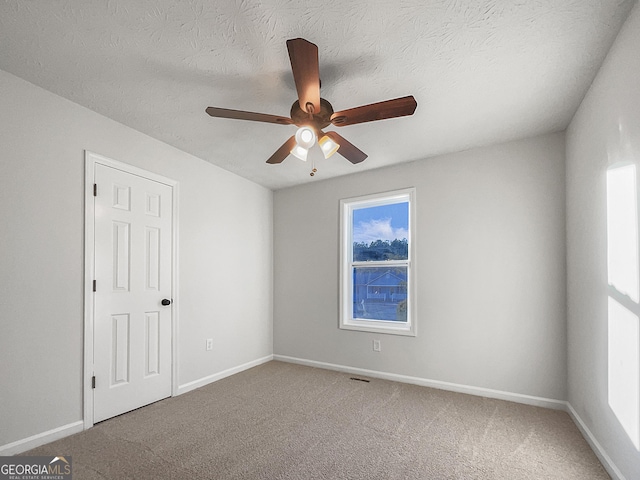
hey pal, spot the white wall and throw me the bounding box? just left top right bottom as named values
left=566, top=2, right=640, bottom=479
left=0, top=69, right=273, bottom=448
left=274, top=132, right=566, bottom=401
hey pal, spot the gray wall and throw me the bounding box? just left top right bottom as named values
left=274, top=132, right=567, bottom=401
left=566, top=2, right=640, bottom=479
left=0, top=69, right=273, bottom=448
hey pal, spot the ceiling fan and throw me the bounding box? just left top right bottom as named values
left=206, top=38, right=417, bottom=168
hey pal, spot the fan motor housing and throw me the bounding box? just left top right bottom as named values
left=290, top=98, right=334, bottom=130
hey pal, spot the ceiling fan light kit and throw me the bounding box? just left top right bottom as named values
left=206, top=38, right=417, bottom=175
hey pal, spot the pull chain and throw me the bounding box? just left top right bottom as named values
left=310, top=125, right=318, bottom=176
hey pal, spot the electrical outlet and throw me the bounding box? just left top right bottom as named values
left=206, top=338, right=213, bottom=351
left=373, top=339, right=381, bottom=352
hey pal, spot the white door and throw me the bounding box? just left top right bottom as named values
left=92, top=163, right=173, bottom=423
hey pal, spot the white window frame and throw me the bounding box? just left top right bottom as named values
left=339, top=188, right=417, bottom=336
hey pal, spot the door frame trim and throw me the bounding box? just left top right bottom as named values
left=83, top=151, right=179, bottom=429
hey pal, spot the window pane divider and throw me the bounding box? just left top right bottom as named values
left=352, top=260, right=410, bottom=267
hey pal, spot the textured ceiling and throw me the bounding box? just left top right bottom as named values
left=0, top=0, right=636, bottom=189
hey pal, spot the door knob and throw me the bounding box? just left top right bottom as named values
left=161, top=299, right=172, bottom=306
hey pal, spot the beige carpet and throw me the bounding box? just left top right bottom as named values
left=24, top=361, right=608, bottom=479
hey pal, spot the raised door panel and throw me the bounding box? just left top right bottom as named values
left=111, top=314, right=130, bottom=385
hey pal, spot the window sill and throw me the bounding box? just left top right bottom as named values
left=339, top=320, right=416, bottom=337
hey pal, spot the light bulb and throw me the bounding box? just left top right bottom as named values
left=290, top=144, right=308, bottom=161
left=294, top=126, right=316, bottom=149
left=319, top=135, right=340, bottom=159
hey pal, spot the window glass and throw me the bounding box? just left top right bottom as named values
left=352, top=202, right=409, bottom=261
left=352, top=266, right=408, bottom=322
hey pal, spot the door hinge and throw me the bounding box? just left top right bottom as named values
left=92, top=376, right=96, bottom=389
left=93, top=183, right=97, bottom=196
left=93, top=280, right=96, bottom=292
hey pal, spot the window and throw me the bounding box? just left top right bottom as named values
left=340, top=188, right=416, bottom=336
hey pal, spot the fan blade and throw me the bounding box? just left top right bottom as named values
left=286, top=38, right=321, bottom=115
left=331, top=95, right=417, bottom=127
left=206, top=107, right=293, bottom=125
left=266, top=136, right=297, bottom=164
left=324, top=131, right=367, bottom=164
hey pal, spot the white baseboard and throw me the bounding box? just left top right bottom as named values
left=274, top=355, right=566, bottom=410
left=176, top=354, right=274, bottom=396
left=566, top=403, right=626, bottom=480
left=0, top=421, right=84, bottom=456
